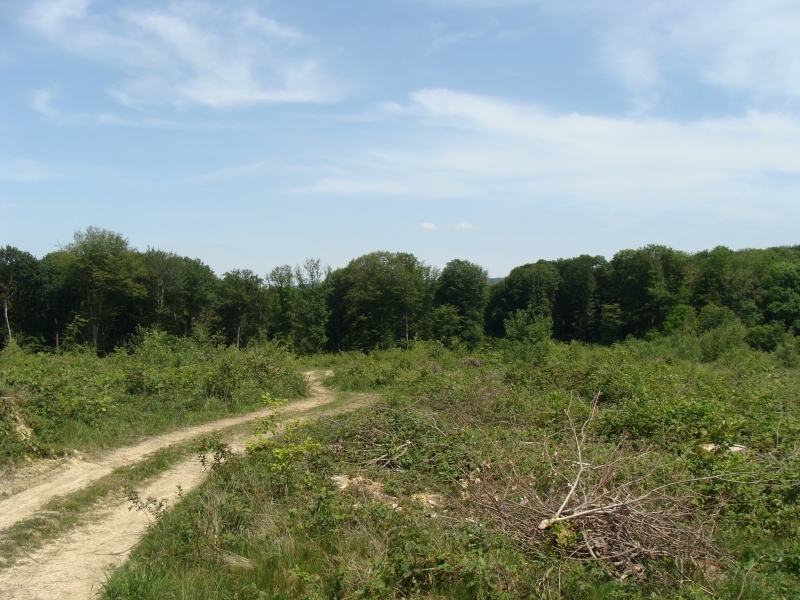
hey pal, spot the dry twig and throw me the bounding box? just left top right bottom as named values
left=462, top=391, right=728, bottom=577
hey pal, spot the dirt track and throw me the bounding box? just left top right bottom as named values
left=0, top=371, right=361, bottom=600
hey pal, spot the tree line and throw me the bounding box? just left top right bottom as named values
left=2, top=227, right=799, bottom=354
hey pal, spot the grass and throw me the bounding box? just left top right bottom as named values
left=99, top=337, right=800, bottom=599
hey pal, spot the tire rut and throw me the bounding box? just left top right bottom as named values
left=0, top=371, right=332, bottom=532
left=0, top=371, right=362, bottom=600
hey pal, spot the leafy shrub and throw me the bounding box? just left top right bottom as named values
left=0, top=330, right=306, bottom=462
left=774, top=333, right=800, bottom=367
left=502, top=309, right=553, bottom=365
left=746, top=322, right=786, bottom=352
left=696, top=304, right=739, bottom=333
left=699, top=321, right=748, bottom=362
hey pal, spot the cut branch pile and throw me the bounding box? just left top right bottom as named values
left=463, top=393, right=726, bottom=578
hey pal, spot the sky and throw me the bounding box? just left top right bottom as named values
left=2, top=0, right=800, bottom=277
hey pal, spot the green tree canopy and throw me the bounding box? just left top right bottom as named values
left=60, top=227, right=145, bottom=351
left=434, top=259, right=488, bottom=346
left=218, top=269, right=264, bottom=348
left=328, top=251, right=434, bottom=351
left=0, top=246, right=42, bottom=347
left=485, top=260, right=560, bottom=337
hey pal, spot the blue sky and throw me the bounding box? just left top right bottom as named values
left=2, top=0, right=800, bottom=276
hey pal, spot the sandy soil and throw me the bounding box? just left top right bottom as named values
left=0, top=371, right=359, bottom=600
left=0, top=372, right=333, bottom=531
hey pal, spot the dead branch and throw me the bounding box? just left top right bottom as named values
left=461, top=391, right=730, bottom=577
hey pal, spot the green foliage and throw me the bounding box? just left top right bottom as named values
left=0, top=329, right=306, bottom=464
left=555, top=254, right=606, bottom=341
left=774, top=332, right=800, bottom=367
left=288, top=258, right=331, bottom=354
left=59, top=227, right=147, bottom=351
left=101, top=336, right=800, bottom=599
left=265, top=264, right=296, bottom=345
left=0, top=245, right=43, bottom=348
left=662, top=303, right=696, bottom=334
left=745, top=322, right=785, bottom=352
left=696, top=303, right=739, bottom=333
left=502, top=309, right=554, bottom=364
left=428, top=303, right=462, bottom=347
left=760, top=261, right=800, bottom=332
left=218, top=269, right=266, bottom=348
left=699, top=321, right=748, bottom=362
left=435, top=259, right=488, bottom=347
left=327, top=251, right=436, bottom=351
left=485, top=259, right=560, bottom=337
left=6, top=229, right=800, bottom=356
left=602, top=245, right=688, bottom=338
left=7, top=228, right=800, bottom=597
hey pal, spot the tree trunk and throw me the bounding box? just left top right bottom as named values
left=405, top=311, right=409, bottom=350
left=3, top=297, right=11, bottom=344
left=236, top=326, right=241, bottom=349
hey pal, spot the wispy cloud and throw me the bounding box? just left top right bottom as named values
left=0, top=158, right=53, bottom=182
left=298, top=88, right=800, bottom=223
left=429, top=28, right=484, bottom=52
left=420, top=222, right=437, bottom=229
left=21, top=0, right=335, bottom=109
left=454, top=221, right=475, bottom=229
left=32, top=89, right=60, bottom=117
left=423, top=0, right=800, bottom=105
left=591, top=0, right=800, bottom=101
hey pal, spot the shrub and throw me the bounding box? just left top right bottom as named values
left=0, top=329, right=306, bottom=462
left=700, top=322, right=748, bottom=362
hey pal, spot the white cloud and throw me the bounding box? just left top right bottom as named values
left=559, top=0, right=800, bottom=102
left=423, top=1, right=800, bottom=103
left=21, top=0, right=334, bottom=108
left=0, top=159, right=53, bottom=182
left=420, top=222, right=437, bottom=229
left=299, top=88, right=800, bottom=222
left=454, top=221, right=475, bottom=229
left=592, top=0, right=800, bottom=98
left=32, top=89, right=60, bottom=117
left=429, top=29, right=484, bottom=52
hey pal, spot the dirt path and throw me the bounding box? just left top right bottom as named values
left=0, top=372, right=333, bottom=532
left=0, top=371, right=362, bottom=600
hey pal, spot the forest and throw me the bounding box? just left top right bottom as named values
left=2, top=226, right=800, bottom=359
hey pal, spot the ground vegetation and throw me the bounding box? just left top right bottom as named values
left=100, top=332, right=800, bottom=599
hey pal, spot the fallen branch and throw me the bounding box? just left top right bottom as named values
left=462, top=391, right=729, bottom=576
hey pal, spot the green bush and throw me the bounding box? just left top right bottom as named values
left=774, top=333, right=800, bottom=367
left=0, top=330, right=306, bottom=463
left=746, top=322, right=786, bottom=352
left=102, top=336, right=800, bottom=599
left=700, top=322, right=748, bottom=362
left=696, top=304, right=739, bottom=333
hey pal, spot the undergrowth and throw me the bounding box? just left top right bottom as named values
left=0, top=329, right=307, bottom=465
left=101, top=336, right=800, bottom=599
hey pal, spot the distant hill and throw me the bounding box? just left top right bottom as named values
left=486, top=277, right=505, bottom=286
